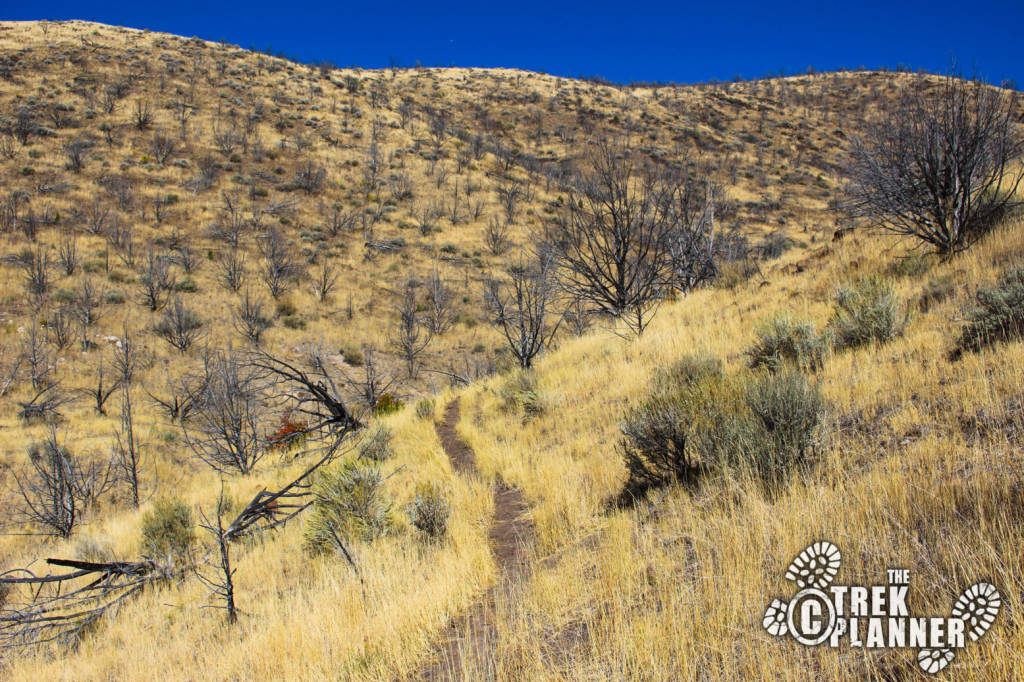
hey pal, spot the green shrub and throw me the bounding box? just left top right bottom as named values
left=174, top=276, right=198, bottom=293
left=140, top=498, right=196, bottom=561
left=619, top=363, right=828, bottom=498
left=105, top=289, right=126, bottom=305
left=408, top=482, right=450, bottom=542
left=340, top=342, right=364, bottom=366
left=374, top=393, right=403, bottom=416
left=954, top=267, right=1024, bottom=357
left=305, top=460, right=393, bottom=554
left=281, top=314, right=306, bottom=330
left=499, top=369, right=546, bottom=422
left=741, top=370, right=827, bottom=486
left=357, top=424, right=394, bottom=461
left=414, top=398, right=435, bottom=420
left=619, top=393, right=699, bottom=496
left=827, top=277, right=907, bottom=350
left=747, top=314, right=826, bottom=372
left=275, top=299, right=297, bottom=316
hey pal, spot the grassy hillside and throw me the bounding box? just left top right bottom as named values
left=0, top=18, right=1022, bottom=681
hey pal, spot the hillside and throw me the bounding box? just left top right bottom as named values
left=1, top=19, right=1023, bottom=681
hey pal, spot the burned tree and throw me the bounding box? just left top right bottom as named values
left=136, top=247, right=176, bottom=311
left=7, top=425, right=112, bottom=538
left=215, top=247, right=247, bottom=291
left=389, top=279, right=432, bottom=378
left=484, top=251, right=563, bottom=369
left=544, top=140, right=686, bottom=335
left=154, top=298, right=204, bottom=353
left=182, top=351, right=270, bottom=476
left=257, top=227, right=300, bottom=299
left=424, top=267, right=456, bottom=334
left=843, top=72, right=1024, bottom=256
left=233, top=288, right=273, bottom=346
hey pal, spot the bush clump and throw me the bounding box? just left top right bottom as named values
left=305, top=460, right=393, bottom=554
left=827, top=277, right=907, bottom=350
left=954, top=267, right=1024, bottom=358
left=499, top=369, right=546, bottom=422
left=414, top=398, right=435, bottom=420
left=357, top=424, right=394, bottom=462
left=374, top=392, right=403, bottom=416
left=619, top=360, right=828, bottom=499
left=747, top=314, right=827, bottom=372
left=140, top=498, right=196, bottom=561
left=740, top=370, right=827, bottom=486
left=408, top=482, right=450, bottom=542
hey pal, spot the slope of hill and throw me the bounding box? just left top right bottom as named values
left=0, top=19, right=1022, bottom=681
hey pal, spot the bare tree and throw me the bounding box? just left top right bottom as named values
left=293, top=161, right=327, bottom=196
left=215, top=247, right=247, bottom=291
left=7, top=425, right=112, bottom=538
left=46, top=307, right=75, bottom=352
left=136, top=248, right=176, bottom=311
left=233, top=288, right=273, bottom=346
left=21, top=247, right=53, bottom=311
left=79, top=363, right=122, bottom=416
left=132, top=99, right=154, bottom=131
left=389, top=279, right=432, bottom=377
left=484, top=214, right=512, bottom=255
left=69, top=278, right=106, bottom=350
left=308, top=258, right=339, bottom=303
left=544, top=140, right=681, bottom=336
left=56, top=231, right=79, bottom=276
left=20, top=324, right=53, bottom=391
left=843, top=72, right=1024, bottom=256
left=424, top=267, right=456, bottom=334
left=149, top=129, right=177, bottom=164
left=63, top=140, right=91, bottom=173
left=484, top=251, right=563, bottom=369
left=257, top=227, right=300, bottom=299
left=350, top=344, right=394, bottom=413
left=196, top=488, right=237, bottom=623
left=154, top=298, right=204, bottom=353
left=183, top=351, right=270, bottom=475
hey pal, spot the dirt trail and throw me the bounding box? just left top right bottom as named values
left=418, top=398, right=534, bottom=681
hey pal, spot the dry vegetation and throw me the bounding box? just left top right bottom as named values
left=0, top=18, right=1023, bottom=681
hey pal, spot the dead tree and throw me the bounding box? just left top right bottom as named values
left=389, top=280, right=432, bottom=378
left=111, top=328, right=145, bottom=506
left=424, top=267, right=456, bottom=334
left=136, top=247, right=176, bottom=311
left=257, top=227, right=300, bottom=299
left=20, top=324, right=53, bottom=391
left=233, top=288, right=273, bottom=346
left=544, top=139, right=682, bottom=336
left=79, top=363, right=122, bottom=415
left=196, top=489, right=237, bottom=624
left=0, top=558, right=166, bottom=648
left=484, top=214, right=512, bottom=255
left=6, top=425, right=112, bottom=538
left=68, top=278, right=106, bottom=350
left=250, top=349, right=363, bottom=443
left=843, top=71, right=1024, bottom=255
left=182, top=351, right=270, bottom=475
left=154, top=298, right=204, bottom=353
left=56, top=231, right=79, bottom=276
left=308, top=258, right=339, bottom=303
left=21, top=247, right=53, bottom=311
left=215, top=247, right=247, bottom=291
left=484, top=251, right=563, bottom=369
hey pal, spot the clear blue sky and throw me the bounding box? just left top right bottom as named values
left=6, top=1, right=1023, bottom=86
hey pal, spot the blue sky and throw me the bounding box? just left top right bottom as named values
left=5, top=1, right=1023, bottom=86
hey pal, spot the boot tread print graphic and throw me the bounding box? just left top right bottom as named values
left=762, top=543, right=1001, bottom=675
left=784, top=541, right=841, bottom=589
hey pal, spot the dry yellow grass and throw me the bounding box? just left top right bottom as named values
left=0, top=18, right=1022, bottom=682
